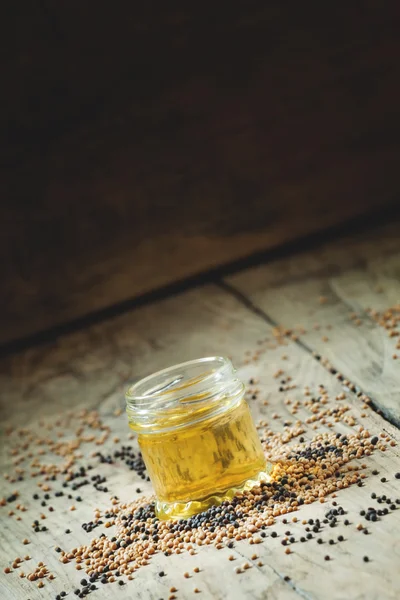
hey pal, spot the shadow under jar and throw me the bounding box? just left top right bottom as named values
left=125, top=357, right=270, bottom=520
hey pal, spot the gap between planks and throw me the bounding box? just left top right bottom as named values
left=218, top=280, right=400, bottom=431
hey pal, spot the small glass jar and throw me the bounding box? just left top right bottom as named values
left=126, top=357, right=270, bottom=520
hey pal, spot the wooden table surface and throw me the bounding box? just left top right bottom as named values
left=1, top=220, right=400, bottom=600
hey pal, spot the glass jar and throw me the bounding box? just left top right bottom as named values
left=125, top=356, right=270, bottom=520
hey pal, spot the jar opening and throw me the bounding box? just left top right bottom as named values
left=126, top=357, right=244, bottom=433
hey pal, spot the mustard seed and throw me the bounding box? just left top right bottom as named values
left=2, top=392, right=385, bottom=587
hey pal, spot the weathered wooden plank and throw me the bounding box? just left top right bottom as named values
left=2, top=2, right=400, bottom=344
left=227, top=221, right=400, bottom=426
left=1, top=281, right=400, bottom=599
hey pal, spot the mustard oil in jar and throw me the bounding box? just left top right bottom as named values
left=126, top=357, right=270, bottom=520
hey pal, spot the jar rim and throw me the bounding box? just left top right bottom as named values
left=125, top=356, right=244, bottom=433
left=126, top=356, right=229, bottom=404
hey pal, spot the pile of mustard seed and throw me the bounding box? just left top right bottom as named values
left=63, top=429, right=382, bottom=584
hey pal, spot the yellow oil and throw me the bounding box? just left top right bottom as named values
left=132, top=398, right=268, bottom=519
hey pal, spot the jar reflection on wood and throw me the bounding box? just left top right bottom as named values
left=126, top=357, right=270, bottom=519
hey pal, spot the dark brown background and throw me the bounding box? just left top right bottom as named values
left=1, top=1, right=400, bottom=346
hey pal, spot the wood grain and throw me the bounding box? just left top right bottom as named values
left=1, top=232, right=400, bottom=599
left=2, top=2, right=400, bottom=344
left=227, top=220, right=400, bottom=427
